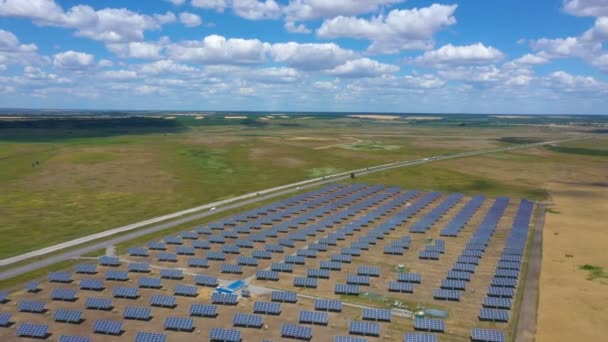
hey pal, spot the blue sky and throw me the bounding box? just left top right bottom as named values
left=0, top=0, right=607, bottom=114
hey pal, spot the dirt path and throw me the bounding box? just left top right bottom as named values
left=313, top=137, right=364, bottom=150
left=515, top=203, right=545, bottom=341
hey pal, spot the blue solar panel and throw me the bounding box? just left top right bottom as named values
left=331, top=254, right=352, bottom=263
left=174, top=284, right=198, bottom=297
left=314, top=298, right=342, bottom=312
left=80, top=279, right=104, bottom=291
left=206, top=251, right=226, bottom=260
left=54, top=309, right=83, bottom=323
left=48, top=271, right=72, bottom=283
left=160, top=268, right=183, bottom=279
left=483, top=297, right=512, bottom=309
left=51, top=288, right=77, bottom=301
left=362, top=308, right=391, bottom=322
left=470, top=328, right=505, bottom=342
left=221, top=264, right=243, bottom=274
left=441, top=279, right=467, bottom=290
left=85, top=297, right=112, bottom=310
left=281, top=323, right=313, bottom=339
left=105, top=270, right=129, bottom=281
left=335, top=337, right=368, bottom=342
left=403, top=332, right=438, bottom=342
left=388, top=281, right=414, bottom=293
left=98, top=256, right=120, bottom=266
left=123, top=306, right=152, bottom=320
left=148, top=241, right=166, bottom=250
left=164, top=236, right=184, bottom=245
left=138, top=277, right=162, bottom=289
left=128, top=247, right=149, bottom=257
left=453, top=262, right=476, bottom=273
left=419, top=250, right=441, bottom=260
left=271, top=291, right=297, bottom=303
left=113, top=287, right=139, bottom=299
left=17, top=323, right=49, bottom=338
left=299, top=310, right=328, bottom=325
left=192, top=240, right=211, bottom=249
left=0, top=313, right=11, bottom=327
left=293, top=277, right=317, bottom=288
left=349, top=320, right=380, bottom=336
left=164, top=317, right=194, bottom=331
left=256, top=270, right=280, bottom=281
left=233, top=313, right=264, bottom=328
left=397, top=272, right=422, bottom=283
left=335, top=283, right=359, bottom=295
left=209, top=328, right=241, bottom=342
left=447, top=271, right=472, bottom=281
left=285, top=255, right=306, bottom=265
left=347, top=275, right=370, bottom=285
left=433, top=289, right=460, bottom=301
left=254, top=301, right=281, bottom=315
left=128, top=262, right=150, bottom=273
left=479, top=308, right=509, bottom=322
left=74, top=264, right=97, bottom=274
left=58, top=336, right=91, bottom=342
left=190, top=304, right=217, bottom=317
left=93, top=319, right=122, bottom=335
left=150, top=295, right=176, bottom=308
left=187, top=257, right=209, bottom=268
left=157, top=252, right=177, bottom=262
left=491, top=277, right=517, bottom=288
left=25, top=280, right=40, bottom=293
left=357, top=266, right=380, bottom=277
left=320, top=260, right=341, bottom=270
left=487, top=286, right=515, bottom=298
left=194, top=275, right=218, bottom=287
left=271, top=262, right=293, bottom=272
left=414, top=318, right=445, bottom=332
left=135, top=332, right=167, bottom=342
left=212, top=292, right=238, bottom=305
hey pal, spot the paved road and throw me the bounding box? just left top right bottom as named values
left=0, top=137, right=585, bottom=281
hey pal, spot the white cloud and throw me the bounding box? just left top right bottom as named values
left=249, top=67, right=302, bottom=83
left=53, top=50, right=95, bottom=69
left=179, top=12, right=203, bottom=27
left=166, top=0, right=186, bottom=5
left=563, top=0, right=608, bottom=17
left=317, top=4, right=458, bottom=54
left=582, top=17, right=608, bottom=41
left=107, top=40, right=167, bottom=59
left=544, top=70, right=608, bottom=94
left=138, top=59, right=198, bottom=75
left=191, top=0, right=229, bottom=12
left=403, top=74, right=445, bottom=88
left=168, top=35, right=270, bottom=64
left=591, top=53, right=608, bottom=71
left=270, top=42, right=357, bottom=70
left=98, top=59, right=114, bottom=67
left=314, top=81, right=337, bottom=90
left=0, top=29, right=39, bottom=65
left=284, top=0, right=404, bottom=22
left=100, top=69, right=137, bottom=80
left=413, top=43, right=504, bottom=66
left=136, top=85, right=161, bottom=94
left=326, top=58, right=398, bottom=78
left=530, top=36, right=601, bottom=59
left=232, top=0, right=281, bottom=20
left=285, top=21, right=311, bottom=34
left=509, top=53, right=549, bottom=65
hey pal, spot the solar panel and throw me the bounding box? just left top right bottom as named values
left=384, top=246, right=404, bottom=255
left=128, top=262, right=150, bottom=273
left=113, top=287, right=139, bottom=299
left=187, top=257, right=209, bottom=268
left=74, top=264, right=97, bottom=274
left=441, top=279, right=467, bottom=290
left=335, top=337, right=368, bottom=342
left=51, top=288, right=77, bottom=301
left=16, top=323, right=49, bottom=338
left=48, top=271, right=72, bottom=283
left=209, top=328, right=241, bottom=342
left=0, top=313, right=11, bottom=327
left=54, top=309, right=83, bottom=324
left=164, top=236, right=184, bottom=245
left=491, top=277, right=517, bottom=288
left=397, top=272, right=422, bottom=283
left=85, top=297, right=112, bottom=310
left=470, top=328, right=505, bottom=342
left=293, top=277, right=317, bottom=288
left=403, top=332, right=438, bottom=342
left=181, top=231, right=198, bottom=239
left=419, top=250, right=441, bottom=260
left=453, top=262, right=476, bottom=273
left=192, top=240, right=211, bottom=249
left=105, top=270, right=129, bottom=281
left=479, top=308, right=509, bottom=322
left=299, top=310, right=328, bottom=325
left=128, top=247, right=149, bottom=257
left=98, top=256, right=120, bottom=266
left=320, top=260, right=341, bottom=270
left=483, top=297, right=512, bottom=309
left=174, top=284, right=198, bottom=297
left=281, top=323, right=313, bottom=340
left=160, top=268, right=183, bottom=279
left=222, top=245, right=240, bottom=254
left=433, top=289, right=460, bottom=301
left=233, top=313, right=264, bottom=328
left=487, top=286, right=515, bottom=298
left=206, top=251, right=226, bottom=260
left=314, top=298, right=342, bottom=312
left=357, top=266, right=380, bottom=277
left=212, top=292, right=238, bottom=305
left=256, top=270, right=280, bottom=281
left=135, top=332, right=167, bottom=342
left=123, top=306, right=152, bottom=320
left=194, top=275, right=218, bottom=287
left=93, top=319, right=122, bottom=335
left=362, top=308, right=391, bottom=322
left=335, top=283, right=359, bottom=295
left=221, top=264, right=243, bottom=274
left=414, top=318, right=445, bottom=332
left=190, top=303, right=218, bottom=317
left=349, top=320, right=380, bottom=336
left=388, top=281, right=414, bottom=293
left=25, top=280, right=40, bottom=293
left=495, top=269, right=519, bottom=279
left=138, top=277, right=162, bottom=289
left=164, top=317, right=194, bottom=332
left=332, top=254, right=352, bottom=263
left=80, top=279, right=104, bottom=291
left=447, top=271, right=472, bottom=281
left=157, top=252, right=177, bottom=262
left=148, top=241, right=166, bottom=250
left=347, top=275, right=370, bottom=285
left=150, top=295, right=176, bottom=308
left=58, top=336, right=91, bottom=342
left=254, top=301, right=281, bottom=315
left=271, top=262, right=293, bottom=273
left=285, top=255, right=306, bottom=265
left=271, top=291, right=297, bottom=303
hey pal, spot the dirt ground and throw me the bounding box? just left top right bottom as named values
left=536, top=182, right=608, bottom=342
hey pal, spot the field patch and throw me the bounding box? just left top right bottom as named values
left=340, top=140, right=400, bottom=151
left=308, top=167, right=342, bottom=177
left=545, top=145, right=608, bottom=157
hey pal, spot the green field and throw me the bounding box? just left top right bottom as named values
left=0, top=113, right=605, bottom=259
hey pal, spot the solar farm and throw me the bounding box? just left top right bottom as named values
left=0, top=183, right=536, bottom=342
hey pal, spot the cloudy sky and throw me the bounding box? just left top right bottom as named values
left=0, top=0, right=607, bottom=114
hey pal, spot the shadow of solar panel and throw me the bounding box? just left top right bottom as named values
left=54, top=309, right=83, bottom=324
left=335, top=284, right=359, bottom=295
left=396, top=272, right=422, bottom=284
left=479, top=308, right=509, bottom=322
left=194, top=275, right=218, bottom=287
left=281, top=323, right=313, bottom=340
left=403, top=332, right=438, bottom=342
left=482, top=297, right=512, bottom=309
left=128, top=247, right=149, bottom=257
left=74, top=264, right=97, bottom=274
left=85, top=297, right=112, bottom=310
left=51, top=288, right=77, bottom=301
left=254, top=301, right=281, bottom=315
left=128, top=262, right=150, bottom=273
left=105, top=270, right=129, bottom=281
left=113, top=287, right=139, bottom=299
left=93, top=319, right=122, bottom=335
left=189, top=304, right=217, bottom=318
left=233, top=313, right=263, bottom=328
left=150, top=295, right=176, bottom=308
left=164, top=317, right=194, bottom=332
left=414, top=318, right=445, bottom=333
left=299, top=311, right=328, bottom=325
left=123, top=306, right=151, bottom=321
left=433, top=289, right=460, bottom=301
left=221, top=264, right=244, bottom=274
left=256, top=270, right=280, bottom=281
left=48, top=271, right=72, bottom=283
left=58, top=335, right=90, bottom=342
left=209, top=327, right=241, bottom=342
left=157, top=252, right=177, bottom=262
left=16, top=323, right=49, bottom=338
left=362, top=308, right=391, bottom=322
left=212, top=292, right=238, bottom=305
left=160, top=269, right=183, bottom=280
left=349, top=320, right=380, bottom=336
left=271, top=291, right=297, bottom=303
left=174, top=284, right=198, bottom=297
left=80, top=279, right=104, bottom=291
left=135, top=332, right=167, bottom=342
left=470, top=328, right=505, bottom=342
left=98, top=256, right=120, bottom=266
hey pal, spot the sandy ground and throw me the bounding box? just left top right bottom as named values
left=224, top=116, right=247, bottom=119
left=402, top=116, right=444, bottom=120
left=348, top=115, right=401, bottom=120
left=536, top=182, right=608, bottom=342
left=314, top=137, right=364, bottom=150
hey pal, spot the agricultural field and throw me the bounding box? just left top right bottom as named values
left=0, top=183, right=534, bottom=341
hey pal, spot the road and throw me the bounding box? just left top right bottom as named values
left=0, top=136, right=585, bottom=281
